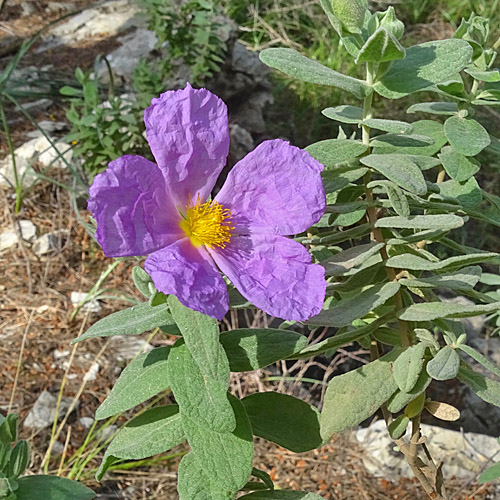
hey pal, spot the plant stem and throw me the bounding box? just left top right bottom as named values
left=362, top=65, right=446, bottom=500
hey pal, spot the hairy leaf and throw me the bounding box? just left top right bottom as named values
left=240, top=492, right=324, bottom=499
left=306, top=139, right=368, bottom=168
left=458, top=364, right=500, bottom=408
left=376, top=214, right=464, bottom=230
left=356, top=27, right=405, bottom=64
left=386, top=367, right=432, bottom=413
left=438, top=146, right=480, bottom=182
left=458, top=344, right=500, bottom=379
left=399, top=301, right=500, bottom=322
left=426, top=346, right=460, bottom=380
left=96, top=347, right=171, bottom=420
left=322, top=242, right=384, bottom=276
left=219, top=329, right=308, bottom=372
left=322, top=105, right=363, bottom=124
left=260, top=48, right=370, bottom=98
left=444, top=116, right=491, bottom=157
left=386, top=252, right=499, bottom=271
left=393, top=343, right=427, bottom=393
left=399, top=266, right=482, bottom=291
left=407, top=102, right=458, bottom=115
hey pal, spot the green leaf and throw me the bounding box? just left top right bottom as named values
left=399, top=266, right=482, bottom=291
left=372, top=120, right=447, bottom=156
left=59, top=86, right=82, bottom=97
left=360, top=154, right=427, bottom=195
left=322, top=242, right=384, bottom=277
left=399, top=301, right=500, bottom=322
left=458, top=344, right=500, bottom=379
left=131, top=266, right=153, bottom=298
left=259, top=48, right=371, bottom=99
left=356, top=28, right=405, bottom=64
left=465, top=68, right=500, bottom=82
left=15, top=476, right=95, bottom=500
left=381, top=182, right=410, bottom=217
left=386, top=252, right=499, bottom=272
left=240, top=492, right=324, bottom=500
left=478, top=461, right=500, bottom=484
left=331, top=0, right=366, bottom=34
left=95, top=347, right=171, bottom=420
left=457, top=364, right=500, bottom=408
left=439, top=178, right=482, bottom=209
left=322, top=105, right=363, bottom=124
left=438, top=146, right=480, bottom=182
left=388, top=415, right=410, bottom=439
left=444, top=116, right=491, bottom=156
left=7, top=441, right=29, bottom=479
left=219, top=329, right=307, bottom=372
left=309, top=282, right=400, bottom=327
left=168, top=340, right=235, bottom=433
left=320, top=350, right=399, bottom=439
left=98, top=405, right=184, bottom=479
left=306, top=139, right=368, bottom=168
left=363, top=118, right=413, bottom=134
left=242, top=393, right=322, bottom=453
left=167, top=296, right=234, bottom=430
left=393, top=343, right=427, bottom=393
left=178, top=395, right=253, bottom=500
left=73, top=302, right=174, bottom=344
left=370, top=134, right=434, bottom=149
left=386, top=367, right=432, bottom=413
left=322, top=167, right=368, bottom=202
left=426, top=346, right=460, bottom=380
left=407, top=102, right=458, bottom=115
left=374, top=39, right=473, bottom=99
left=376, top=215, right=464, bottom=230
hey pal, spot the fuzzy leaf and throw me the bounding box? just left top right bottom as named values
left=73, top=302, right=174, bottom=343
left=458, top=344, right=500, bottom=379
left=393, top=343, right=427, bottom=393
left=260, top=48, right=370, bottom=98
left=309, top=282, right=400, bottom=327
left=399, top=266, right=482, bottom=291
left=15, top=476, right=95, bottom=500
left=177, top=395, right=253, bottom=500
left=363, top=118, right=413, bottom=134
left=438, top=146, right=480, bottom=182
left=219, top=329, right=308, bottom=372
left=360, top=154, right=427, bottom=195
left=95, top=347, right=171, bottom=420
left=386, top=368, right=432, bottom=413
left=322, top=242, right=384, bottom=277
left=458, top=364, right=500, bottom=408
left=322, top=105, right=363, bottom=124
left=320, top=350, right=399, bottom=439
left=168, top=341, right=235, bottom=433
left=426, top=346, right=460, bottom=380
left=97, top=405, right=184, bottom=480
left=240, top=492, right=324, bottom=500
left=306, top=139, right=368, bottom=168
left=478, top=462, right=500, bottom=484
left=386, top=252, right=499, bottom=271
left=444, top=116, right=491, bottom=157
left=374, top=39, right=473, bottom=99
left=399, top=301, right=500, bottom=322
left=388, top=415, right=409, bottom=439
left=242, top=393, right=322, bottom=452
left=356, top=27, right=405, bottom=64
left=439, top=178, right=482, bottom=209
left=376, top=214, right=464, bottom=230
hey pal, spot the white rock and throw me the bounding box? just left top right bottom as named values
left=80, top=417, right=95, bottom=429
left=0, top=220, right=37, bottom=251
left=356, top=420, right=500, bottom=479
left=83, top=363, right=100, bottom=382
left=43, top=0, right=140, bottom=50
left=71, top=292, right=102, bottom=313
left=26, top=121, right=68, bottom=139
left=97, top=424, right=118, bottom=441
left=109, top=335, right=153, bottom=361
left=51, top=441, right=65, bottom=454
left=99, top=28, right=158, bottom=79
left=33, top=231, right=65, bottom=256
left=24, top=391, right=75, bottom=429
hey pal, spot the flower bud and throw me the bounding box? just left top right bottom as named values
left=331, top=0, right=367, bottom=34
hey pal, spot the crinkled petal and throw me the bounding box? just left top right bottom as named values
left=88, top=155, right=183, bottom=257
left=214, top=139, right=325, bottom=235
left=209, top=234, right=326, bottom=321
left=145, top=239, right=229, bottom=320
left=144, top=83, right=230, bottom=207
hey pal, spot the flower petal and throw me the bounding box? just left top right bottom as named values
left=214, top=139, right=325, bottom=235
left=210, top=234, right=326, bottom=321
left=144, top=83, right=230, bottom=206
left=145, top=239, right=229, bottom=320
left=88, top=155, right=183, bottom=257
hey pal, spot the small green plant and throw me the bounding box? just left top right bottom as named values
left=61, top=68, right=148, bottom=180
left=0, top=413, right=95, bottom=500
left=144, top=0, right=228, bottom=83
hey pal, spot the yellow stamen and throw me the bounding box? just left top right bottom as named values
left=180, top=195, right=234, bottom=249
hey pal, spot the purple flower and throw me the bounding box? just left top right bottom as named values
left=88, top=84, right=326, bottom=321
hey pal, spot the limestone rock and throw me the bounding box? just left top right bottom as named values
left=71, top=292, right=102, bottom=313
left=0, top=220, right=37, bottom=252
left=24, top=391, right=75, bottom=429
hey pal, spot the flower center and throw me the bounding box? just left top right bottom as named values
left=180, top=195, right=234, bottom=249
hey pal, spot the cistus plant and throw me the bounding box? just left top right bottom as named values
left=74, top=2, right=500, bottom=500
left=0, top=414, right=95, bottom=500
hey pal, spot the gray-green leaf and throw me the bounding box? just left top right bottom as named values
left=259, top=48, right=370, bottom=99
left=457, top=364, right=500, bottom=408
left=356, top=27, right=405, bottom=64
left=426, top=346, right=460, bottom=380
left=386, top=252, right=499, bottom=272
left=407, top=102, right=458, bottom=115
left=399, top=266, right=482, bottom=291
left=399, top=301, right=500, bottom=322
left=306, top=139, right=368, bottom=168
left=15, top=476, right=95, bottom=500
left=438, top=146, right=480, bottom=182
left=95, top=347, right=171, bottom=420
left=444, top=116, right=491, bottom=157
left=376, top=214, right=464, bottom=230
left=393, top=343, right=427, bottom=393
